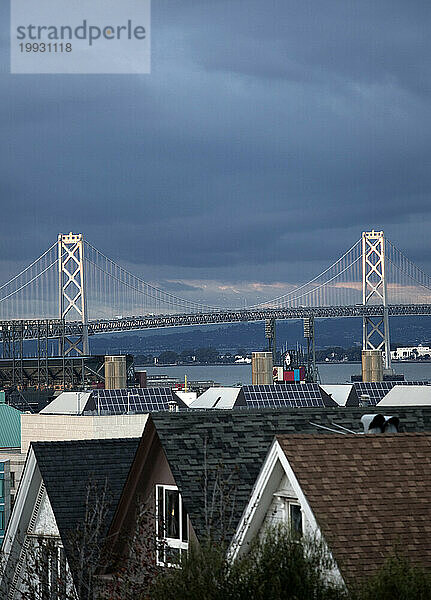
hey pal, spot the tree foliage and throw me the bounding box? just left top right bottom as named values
left=157, top=351, right=179, bottom=365
left=352, top=553, right=431, bottom=600
left=150, top=533, right=431, bottom=600
left=152, top=526, right=347, bottom=600
left=3, top=476, right=431, bottom=600
left=103, top=499, right=165, bottom=600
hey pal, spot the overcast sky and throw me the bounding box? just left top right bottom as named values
left=1, top=1, right=431, bottom=307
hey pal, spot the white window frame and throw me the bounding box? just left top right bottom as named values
left=287, top=501, right=303, bottom=537
left=272, top=492, right=303, bottom=534
left=155, top=484, right=188, bottom=566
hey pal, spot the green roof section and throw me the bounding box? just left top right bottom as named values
left=0, top=393, right=21, bottom=448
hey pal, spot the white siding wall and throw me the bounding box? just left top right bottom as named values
left=32, top=490, right=59, bottom=537
left=21, top=414, right=148, bottom=453
left=259, top=473, right=314, bottom=537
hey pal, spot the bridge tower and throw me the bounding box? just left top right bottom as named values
left=58, top=233, right=89, bottom=356
left=362, top=230, right=391, bottom=370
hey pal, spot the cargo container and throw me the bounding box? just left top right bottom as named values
left=283, top=366, right=306, bottom=382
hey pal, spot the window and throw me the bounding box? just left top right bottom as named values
left=0, top=510, right=4, bottom=530
left=156, top=485, right=188, bottom=566
left=0, top=479, right=4, bottom=498
left=289, top=503, right=303, bottom=537
left=10, top=472, right=15, bottom=489
left=36, top=540, right=67, bottom=600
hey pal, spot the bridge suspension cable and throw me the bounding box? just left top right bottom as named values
left=0, top=243, right=59, bottom=319
left=249, top=239, right=363, bottom=309
left=0, top=242, right=57, bottom=292
left=83, top=241, right=222, bottom=318
left=1, top=233, right=431, bottom=322
left=385, top=239, right=431, bottom=304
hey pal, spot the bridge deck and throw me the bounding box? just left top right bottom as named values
left=1, top=304, right=431, bottom=339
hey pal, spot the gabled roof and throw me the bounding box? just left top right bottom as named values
left=40, top=391, right=92, bottom=414
left=377, top=385, right=431, bottom=406
left=87, top=388, right=187, bottom=414
left=351, top=381, right=430, bottom=406
left=320, top=384, right=356, bottom=407
left=190, top=384, right=340, bottom=410
left=242, top=383, right=337, bottom=408
left=276, top=433, right=431, bottom=582
left=32, top=438, right=140, bottom=554
left=190, top=387, right=244, bottom=409
left=150, top=406, right=431, bottom=542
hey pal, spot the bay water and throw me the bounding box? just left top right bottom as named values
left=143, top=362, right=431, bottom=386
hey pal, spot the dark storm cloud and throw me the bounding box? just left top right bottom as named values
left=1, top=0, right=431, bottom=298
left=159, top=280, right=203, bottom=292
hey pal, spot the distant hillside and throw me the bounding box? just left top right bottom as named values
left=87, top=316, right=431, bottom=355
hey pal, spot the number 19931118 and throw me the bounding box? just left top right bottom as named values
left=19, top=42, right=72, bottom=52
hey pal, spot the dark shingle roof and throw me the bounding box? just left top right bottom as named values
left=277, top=433, right=431, bottom=583
left=32, top=438, right=139, bottom=552
left=151, top=406, right=431, bottom=542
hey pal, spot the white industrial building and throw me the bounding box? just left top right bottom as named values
left=391, top=345, right=431, bottom=360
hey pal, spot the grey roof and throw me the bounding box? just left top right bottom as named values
left=151, top=406, right=431, bottom=542
left=40, top=391, right=92, bottom=415
left=190, top=387, right=244, bottom=409
left=32, top=438, right=139, bottom=556
left=377, top=385, right=431, bottom=406
left=351, top=381, right=430, bottom=406
left=320, top=384, right=355, bottom=407
left=190, top=384, right=341, bottom=410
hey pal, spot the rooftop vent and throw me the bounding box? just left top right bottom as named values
left=359, top=394, right=371, bottom=407
left=361, top=414, right=400, bottom=434
left=168, top=400, right=179, bottom=413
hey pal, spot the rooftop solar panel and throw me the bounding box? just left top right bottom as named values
left=91, top=387, right=176, bottom=414
left=353, top=381, right=430, bottom=405
left=243, top=383, right=326, bottom=408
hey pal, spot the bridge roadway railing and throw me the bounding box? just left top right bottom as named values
left=78, top=303, right=431, bottom=335
left=1, top=304, right=431, bottom=341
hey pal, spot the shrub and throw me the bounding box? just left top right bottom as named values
left=151, top=525, right=347, bottom=600
left=353, top=553, right=431, bottom=600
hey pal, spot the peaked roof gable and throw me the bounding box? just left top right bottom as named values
left=191, top=387, right=244, bottom=409
left=32, top=438, right=140, bottom=553
left=277, top=433, right=431, bottom=582
left=378, top=385, right=431, bottom=406
left=150, top=406, right=431, bottom=541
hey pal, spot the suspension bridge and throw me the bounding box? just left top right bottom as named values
left=1, top=230, right=431, bottom=371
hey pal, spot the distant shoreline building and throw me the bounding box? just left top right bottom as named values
left=391, top=345, right=431, bottom=360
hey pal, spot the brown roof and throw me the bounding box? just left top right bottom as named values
left=276, top=433, right=431, bottom=583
